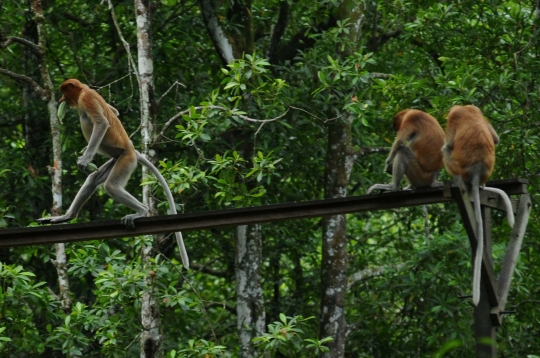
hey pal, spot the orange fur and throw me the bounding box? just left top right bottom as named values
left=391, top=109, right=445, bottom=187
left=60, top=79, right=131, bottom=155
left=442, top=104, right=501, bottom=306
left=442, top=105, right=498, bottom=184
left=367, top=109, right=445, bottom=194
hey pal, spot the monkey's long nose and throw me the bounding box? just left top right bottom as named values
left=59, top=96, right=65, bottom=103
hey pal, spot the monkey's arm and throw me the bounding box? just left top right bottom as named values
left=385, top=127, right=413, bottom=173
left=488, top=123, right=500, bottom=145
left=108, top=104, right=120, bottom=116
left=384, top=139, right=403, bottom=173
left=78, top=115, right=109, bottom=171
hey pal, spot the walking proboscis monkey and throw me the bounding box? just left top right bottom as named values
left=38, top=79, right=189, bottom=269
left=367, top=109, right=445, bottom=194
left=442, top=105, right=514, bottom=306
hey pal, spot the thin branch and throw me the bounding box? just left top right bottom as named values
left=157, top=80, right=186, bottom=105
left=95, top=73, right=133, bottom=91
left=204, top=301, right=236, bottom=314
left=348, top=264, right=405, bottom=289
left=372, top=72, right=392, bottom=79
left=191, top=262, right=228, bottom=278
left=0, top=68, right=47, bottom=100
left=1, top=36, right=43, bottom=58
left=233, top=107, right=290, bottom=123
left=349, top=146, right=389, bottom=160
left=287, top=105, right=343, bottom=123
left=158, top=105, right=290, bottom=139
left=106, top=0, right=140, bottom=85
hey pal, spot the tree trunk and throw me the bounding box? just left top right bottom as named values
left=319, top=3, right=363, bottom=356
left=135, top=1, right=162, bottom=357
left=319, top=117, right=355, bottom=357
left=22, top=17, right=49, bottom=218
left=32, top=0, right=72, bottom=315
left=198, top=3, right=266, bottom=354
left=235, top=224, right=266, bottom=358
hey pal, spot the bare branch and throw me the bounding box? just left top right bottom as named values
left=106, top=0, right=140, bottom=85
left=159, top=106, right=209, bottom=139
left=372, top=72, right=392, bottom=79
left=199, top=0, right=235, bottom=65
left=95, top=73, right=132, bottom=91
left=287, top=105, right=343, bottom=124
left=157, top=80, right=186, bottom=105
left=348, top=264, right=405, bottom=289
left=1, top=36, right=43, bottom=58
left=349, top=146, right=390, bottom=160
left=0, top=68, right=47, bottom=100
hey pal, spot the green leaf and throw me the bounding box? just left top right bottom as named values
left=57, top=101, right=66, bottom=124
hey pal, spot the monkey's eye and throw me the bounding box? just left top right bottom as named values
left=68, top=83, right=75, bottom=88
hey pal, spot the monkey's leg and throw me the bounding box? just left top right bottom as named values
left=367, top=148, right=411, bottom=194
left=37, top=159, right=116, bottom=224
left=103, top=151, right=148, bottom=229
left=403, top=149, right=440, bottom=189
left=421, top=170, right=443, bottom=189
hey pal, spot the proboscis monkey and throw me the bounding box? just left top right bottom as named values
left=442, top=105, right=514, bottom=306
left=367, top=109, right=445, bottom=194
left=38, top=79, right=189, bottom=269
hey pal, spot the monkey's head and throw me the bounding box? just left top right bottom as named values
left=393, top=109, right=410, bottom=132
left=59, top=79, right=84, bottom=107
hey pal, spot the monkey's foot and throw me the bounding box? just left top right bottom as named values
left=367, top=183, right=399, bottom=194
left=120, top=214, right=145, bottom=229
left=430, top=181, right=444, bottom=188
left=37, top=215, right=75, bottom=225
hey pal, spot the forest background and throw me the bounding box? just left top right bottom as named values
left=0, top=0, right=539, bottom=357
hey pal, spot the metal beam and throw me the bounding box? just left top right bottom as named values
left=0, top=178, right=527, bottom=248
left=498, top=194, right=532, bottom=313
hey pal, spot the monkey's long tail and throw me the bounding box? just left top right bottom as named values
left=471, top=174, right=483, bottom=307
left=482, top=187, right=515, bottom=227
left=136, top=151, right=189, bottom=269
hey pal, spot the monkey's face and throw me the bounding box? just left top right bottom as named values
left=59, top=79, right=83, bottom=107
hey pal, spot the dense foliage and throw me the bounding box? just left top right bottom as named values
left=0, top=0, right=539, bottom=356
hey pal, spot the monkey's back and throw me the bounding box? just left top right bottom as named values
left=87, top=90, right=134, bottom=157
left=445, top=105, right=496, bottom=184
left=399, top=109, right=445, bottom=172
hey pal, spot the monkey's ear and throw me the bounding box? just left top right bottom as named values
left=68, top=83, right=75, bottom=88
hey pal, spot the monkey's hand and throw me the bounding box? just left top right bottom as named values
left=441, top=144, right=452, bottom=156
left=77, top=155, right=93, bottom=172
left=384, top=160, right=393, bottom=175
